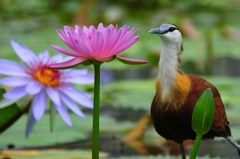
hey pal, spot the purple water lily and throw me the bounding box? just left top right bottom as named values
left=0, top=40, right=94, bottom=137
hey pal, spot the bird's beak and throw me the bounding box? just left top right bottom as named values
left=149, top=28, right=164, bottom=34
left=148, top=27, right=166, bottom=34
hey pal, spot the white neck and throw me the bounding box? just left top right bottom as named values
left=158, top=40, right=181, bottom=100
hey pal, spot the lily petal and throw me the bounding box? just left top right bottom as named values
left=46, top=87, right=61, bottom=106
left=116, top=56, right=148, bottom=65
left=60, top=86, right=93, bottom=109
left=112, top=36, right=139, bottom=55
left=50, top=45, right=79, bottom=57
left=63, top=69, right=88, bottom=76
left=62, top=74, right=94, bottom=84
left=25, top=108, right=37, bottom=138
left=25, top=80, right=42, bottom=95
left=61, top=93, right=85, bottom=118
left=38, top=50, right=50, bottom=63
left=32, top=90, right=47, bottom=121
left=4, top=86, right=27, bottom=100
left=0, top=59, right=29, bottom=77
left=48, top=57, right=88, bottom=69
left=0, top=77, right=30, bottom=87
left=55, top=103, right=72, bottom=127
left=10, top=40, right=37, bottom=66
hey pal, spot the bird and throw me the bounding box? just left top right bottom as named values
left=149, top=23, right=240, bottom=158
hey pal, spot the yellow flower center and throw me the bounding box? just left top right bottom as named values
left=34, top=65, right=60, bottom=87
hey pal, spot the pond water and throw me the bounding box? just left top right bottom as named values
left=8, top=106, right=239, bottom=158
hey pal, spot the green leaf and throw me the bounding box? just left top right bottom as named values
left=192, top=88, right=215, bottom=135
left=0, top=88, right=22, bottom=133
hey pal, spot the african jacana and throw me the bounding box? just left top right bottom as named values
left=149, top=23, right=240, bottom=158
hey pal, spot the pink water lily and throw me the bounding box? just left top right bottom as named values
left=49, top=23, right=147, bottom=69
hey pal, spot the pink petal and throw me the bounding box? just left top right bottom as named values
left=116, top=56, right=148, bottom=65
left=104, top=28, right=122, bottom=55
left=50, top=45, right=79, bottom=57
left=48, top=57, right=88, bottom=69
left=114, top=28, right=136, bottom=48
left=78, top=29, right=91, bottom=46
left=112, top=36, right=139, bottom=55
left=91, top=31, right=104, bottom=56
left=97, top=23, right=104, bottom=31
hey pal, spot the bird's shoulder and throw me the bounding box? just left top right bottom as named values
left=186, top=74, right=221, bottom=98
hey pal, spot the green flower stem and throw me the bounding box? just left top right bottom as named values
left=190, top=134, right=203, bottom=159
left=92, top=62, right=101, bottom=159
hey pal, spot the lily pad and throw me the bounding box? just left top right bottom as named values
left=102, top=79, right=155, bottom=110
left=0, top=113, right=135, bottom=148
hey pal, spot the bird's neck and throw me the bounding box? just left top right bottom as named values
left=158, top=41, right=181, bottom=100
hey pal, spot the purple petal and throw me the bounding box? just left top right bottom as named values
left=0, top=59, right=29, bottom=77
left=0, top=77, right=30, bottom=87
left=38, top=50, right=50, bottom=63
left=61, top=93, right=85, bottom=118
left=32, top=90, right=47, bottom=121
left=51, top=54, right=64, bottom=63
left=25, top=80, right=42, bottom=95
left=50, top=45, right=79, bottom=57
left=60, top=86, right=93, bottom=109
left=62, top=74, right=94, bottom=85
left=116, top=56, right=148, bottom=65
left=48, top=57, right=88, bottom=69
left=10, top=40, right=37, bottom=66
left=63, top=69, right=88, bottom=76
left=25, top=109, right=37, bottom=137
left=46, top=87, right=61, bottom=106
left=55, top=103, right=72, bottom=126
left=4, top=86, right=27, bottom=100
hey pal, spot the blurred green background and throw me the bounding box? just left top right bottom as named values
left=0, top=0, right=240, bottom=158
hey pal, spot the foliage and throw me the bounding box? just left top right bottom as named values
left=191, top=88, right=214, bottom=135
left=190, top=88, right=215, bottom=159
left=0, top=88, right=22, bottom=133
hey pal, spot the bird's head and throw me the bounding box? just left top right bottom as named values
left=149, top=23, right=183, bottom=50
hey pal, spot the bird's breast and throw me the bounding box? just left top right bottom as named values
left=155, top=73, right=191, bottom=111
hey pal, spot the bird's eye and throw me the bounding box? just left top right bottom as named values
left=168, top=27, right=176, bottom=32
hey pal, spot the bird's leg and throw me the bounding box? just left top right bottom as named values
left=225, top=136, right=240, bottom=155
left=179, top=142, right=186, bottom=159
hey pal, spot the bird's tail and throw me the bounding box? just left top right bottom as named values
left=225, top=136, right=240, bottom=155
